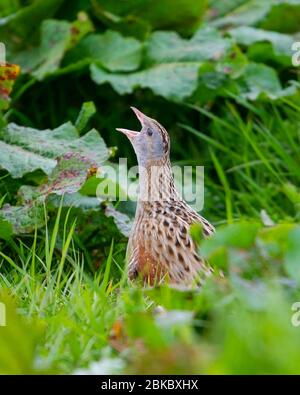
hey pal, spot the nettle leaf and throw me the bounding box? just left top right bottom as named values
left=90, top=62, right=200, bottom=101
left=64, top=30, right=143, bottom=72
left=238, top=63, right=297, bottom=100
left=0, top=121, right=108, bottom=178
left=13, top=14, right=93, bottom=80
left=0, top=63, right=20, bottom=111
left=229, top=26, right=293, bottom=59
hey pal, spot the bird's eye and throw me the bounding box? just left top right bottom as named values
left=147, top=129, right=153, bottom=136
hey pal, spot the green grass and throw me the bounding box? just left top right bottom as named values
left=181, top=99, right=300, bottom=224
left=1, top=204, right=300, bottom=374
left=0, top=208, right=121, bottom=373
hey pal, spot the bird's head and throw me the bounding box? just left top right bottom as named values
left=116, top=107, right=170, bottom=167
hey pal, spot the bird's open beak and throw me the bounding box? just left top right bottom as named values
left=116, top=107, right=148, bottom=140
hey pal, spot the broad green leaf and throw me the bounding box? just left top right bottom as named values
left=0, top=153, right=101, bottom=234
left=207, top=0, right=248, bottom=18
left=48, top=192, right=101, bottom=210
left=67, top=11, right=95, bottom=49
left=259, top=224, right=295, bottom=245
left=0, top=140, right=56, bottom=178
left=90, top=62, right=200, bottom=101
left=64, top=30, right=143, bottom=72
left=246, top=42, right=290, bottom=66
left=0, top=0, right=64, bottom=52
left=259, top=1, right=300, bottom=33
left=33, top=19, right=70, bottom=80
left=0, top=122, right=108, bottom=178
left=26, top=155, right=99, bottom=199
left=42, top=153, right=99, bottom=196
left=14, top=16, right=93, bottom=80
left=229, top=26, right=293, bottom=58
left=146, top=27, right=232, bottom=64
left=211, top=0, right=274, bottom=27
left=212, top=0, right=300, bottom=33
left=215, top=45, right=248, bottom=78
left=239, top=63, right=297, bottom=100
left=88, top=27, right=250, bottom=102
left=0, top=203, right=44, bottom=234
left=105, top=205, right=133, bottom=237
left=200, top=222, right=261, bottom=257
left=0, top=102, right=109, bottom=235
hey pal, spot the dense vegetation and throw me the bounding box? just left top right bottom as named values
left=0, top=0, right=300, bottom=374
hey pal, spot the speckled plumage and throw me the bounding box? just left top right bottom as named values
left=117, top=108, right=214, bottom=286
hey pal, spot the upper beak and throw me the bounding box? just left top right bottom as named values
left=130, top=106, right=148, bottom=124
left=116, top=107, right=149, bottom=140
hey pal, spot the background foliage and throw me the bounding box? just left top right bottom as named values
left=0, top=0, right=300, bottom=374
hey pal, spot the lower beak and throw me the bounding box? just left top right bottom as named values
left=115, top=128, right=139, bottom=140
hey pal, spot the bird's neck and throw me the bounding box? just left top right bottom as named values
left=137, top=157, right=180, bottom=203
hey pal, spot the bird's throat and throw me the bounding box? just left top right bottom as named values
left=138, top=158, right=179, bottom=203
